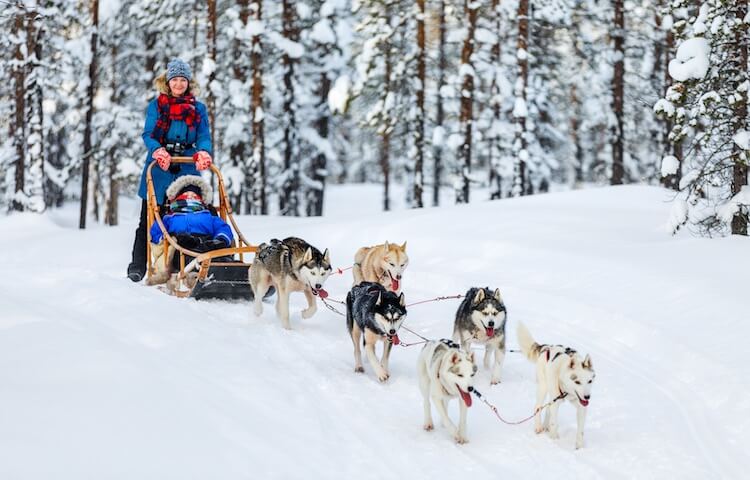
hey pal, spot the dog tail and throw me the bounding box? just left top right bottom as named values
left=346, top=290, right=354, bottom=333
left=517, top=323, right=541, bottom=362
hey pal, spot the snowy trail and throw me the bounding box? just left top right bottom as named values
left=1, top=185, right=747, bottom=479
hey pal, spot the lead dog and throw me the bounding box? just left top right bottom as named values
left=417, top=339, right=477, bottom=444
left=352, top=241, right=409, bottom=292
left=453, top=287, right=508, bottom=384
left=346, top=282, right=406, bottom=382
left=517, top=323, right=595, bottom=449
left=250, top=237, right=332, bottom=329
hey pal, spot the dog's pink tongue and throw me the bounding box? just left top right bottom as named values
left=317, top=288, right=329, bottom=299
left=580, top=398, right=589, bottom=407
left=391, top=279, right=399, bottom=291
left=485, top=327, right=495, bottom=338
left=458, top=387, right=472, bottom=407
left=391, top=334, right=400, bottom=345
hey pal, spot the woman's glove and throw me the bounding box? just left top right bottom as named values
left=193, top=151, right=213, bottom=171
left=153, top=147, right=172, bottom=171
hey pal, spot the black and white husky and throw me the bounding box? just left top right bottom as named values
left=346, top=282, right=406, bottom=382
left=452, top=287, right=508, bottom=384
left=417, top=339, right=477, bottom=444
left=517, top=323, right=595, bottom=449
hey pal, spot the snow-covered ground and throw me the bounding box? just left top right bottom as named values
left=0, top=185, right=747, bottom=479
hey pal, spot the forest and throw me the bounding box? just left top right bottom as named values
left=2, top=0, right=748, bottom=236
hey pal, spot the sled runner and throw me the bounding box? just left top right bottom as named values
left=145, top=157, right=267, bottom=300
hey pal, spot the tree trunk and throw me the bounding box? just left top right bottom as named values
left=307, top=71, right=331, bottom=217
left=80, top=0, right=99, bottom=229
left=489, top=0, right=502, bottom=200
left=731, top=1, right=748, bottom=235
left=457, top=0, right=478, bottom=204
left=433, top=0, right=446, bottom=207
left=570, top=85, right=584, bottom=185
left=611, top=0, right=625, bottom=186
left=381, top=39, right=392, bottom=212
left=105, top=43, right=119, bottom=226
left=206, top=0, right=218, bottom=154
left=512, top=0, right=529, bottom=197
left=662, top=19, right=681, bottom=190
left=248, top=0, right=267, bottom=215
left=230, top=0, right=250, bottom=213
left=12, top=8, right=26, bottom=212
left=413, top=0, right=426, bottom=208
left=279, top=0, right=300, bottom=216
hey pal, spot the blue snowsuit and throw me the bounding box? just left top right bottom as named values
left=150, top=210, right=233, bottom=247
left=138, top=99, right=212, bottom=204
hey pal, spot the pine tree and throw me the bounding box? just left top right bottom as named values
left=656, top=0, right=749, bottom=235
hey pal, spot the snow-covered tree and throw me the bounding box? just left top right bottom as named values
left=655, top=1, right=749, bottom=236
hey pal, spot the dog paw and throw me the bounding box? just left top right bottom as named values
left=253, top=306, right=263, bottom=317
left=354, top=366, right=364, bottom=373
left=575, top=440, right=584, bottom=450
left=423, top=423, right=434, bottom=431
left=490, top=378, right=501, bottom=385
left=454, top=435, right=468, bottom=445
left=301, top=307, right=316, bottom=319
left=377, top=371, right=389, bottom=382
left=534, top=426, right=545, bottom=434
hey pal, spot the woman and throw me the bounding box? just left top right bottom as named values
left=127, top=58, right=213, bottom=282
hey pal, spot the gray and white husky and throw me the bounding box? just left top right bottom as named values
left=453, top=287, right=508, bottom=384
left=417, top=339, right=477, bottom=444
left=346, top=282, right=406, bottom=382
left=250, top=237, right=332, bottom=329
left=517, top=323, right=595, bottom=449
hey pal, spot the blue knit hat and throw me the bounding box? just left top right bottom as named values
left=166, top=58, right=192, bottom=82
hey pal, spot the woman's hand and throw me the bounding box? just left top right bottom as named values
left=194, top=151, right=213, bottom=171
left=153, top=147, right=172, bottom=171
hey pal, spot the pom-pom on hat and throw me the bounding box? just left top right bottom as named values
left=166, top=58, right=192, bottom=82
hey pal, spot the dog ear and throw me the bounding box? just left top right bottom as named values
left=383, top=240, right=390, bottom=251
left=473, top=288, right=485, bottom=305
left=569, top=357, right=576, bottom=370
left=303, top=247, right=313, bottom=263
left=401, top=241, right=407, bottom=251
left=451, top=352, right=460, bottom=364
left=323, top=248, right=330, bottom=264
left=376, top=291, right=382, bottom=306
left=582, top=354, right=593, bottom=370
left=493, top=288, right=502, bottom=302
left=398, top=292, right=405, bottom=307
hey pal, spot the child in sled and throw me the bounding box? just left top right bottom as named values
left=146, top=175, right=233, bottom=286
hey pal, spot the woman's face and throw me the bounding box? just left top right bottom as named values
left=169, top=76, right=189, bottom=97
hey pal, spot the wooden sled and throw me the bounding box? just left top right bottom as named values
left=145, top=157, right=261, bottom=300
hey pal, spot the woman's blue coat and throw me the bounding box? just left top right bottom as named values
left=138, top=99, right=212, bottom=203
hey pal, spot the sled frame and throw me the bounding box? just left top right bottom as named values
left=145, top=157, right=258, bottom=298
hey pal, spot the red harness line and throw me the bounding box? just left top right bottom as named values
left=473, top=390, right=568, bottom=426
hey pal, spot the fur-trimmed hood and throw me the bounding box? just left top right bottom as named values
left=166, top=175, right=213, bottom=204
left=153, top=72, right=201, bottom=97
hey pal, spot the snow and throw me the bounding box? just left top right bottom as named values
left=661, top=155, right=679, bottom=176
left=732, top=130, right=750, bottom=150
left=512, top=97, right=528, bottom=118
left=328, top=75, right=350, bottom=114
left=0, top=186, right=748, bottom=478
left=311, top=20, right=336, bottom=45
left=668, top=37, right=710, bottom=82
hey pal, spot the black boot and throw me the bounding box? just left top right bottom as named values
left=128, top=200, right=148, bottom=282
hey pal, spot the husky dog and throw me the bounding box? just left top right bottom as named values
left=250, top=237, right=332, bottom=329
left=417, top=339, right=477, bottom=444
left=452, top=287, right=508, bottom=385
left=346, top=282, right=406, bottom=382
left=353, top=241, right=409, bottom=293
left=517, top=323, right=595, bottom=449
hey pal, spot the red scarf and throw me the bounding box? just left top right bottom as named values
left=151, top=93, right=201, bottom=146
